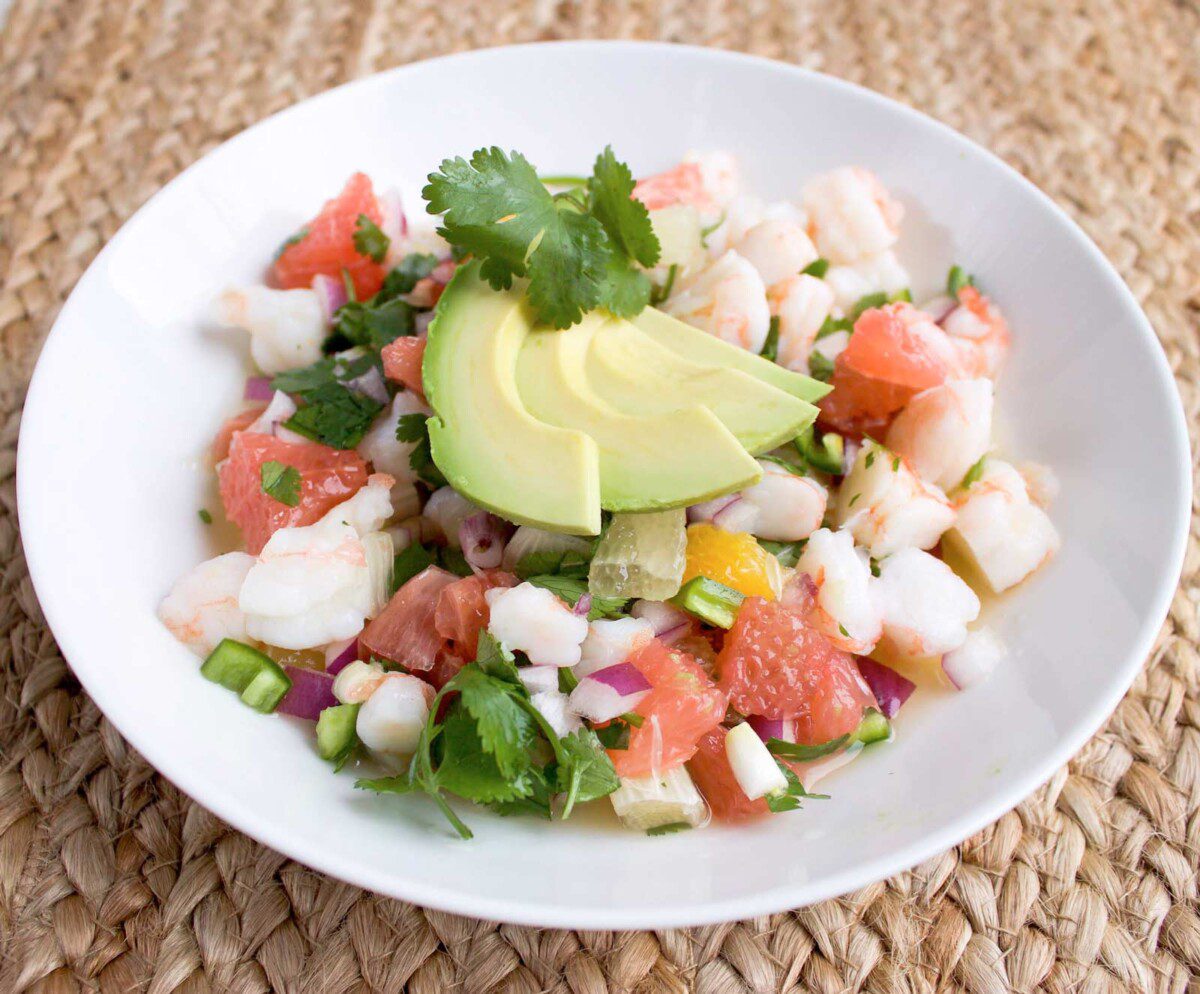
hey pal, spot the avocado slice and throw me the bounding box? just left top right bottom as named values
left=585, top=320, right=817, bottom=453
left=515, top=314, right=763, bottom=512
left=633, top=307, right=832, bottom=404
left=423, top=265, right=602, bottom=534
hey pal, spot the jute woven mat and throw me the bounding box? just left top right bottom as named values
left=2, top=1, right=1198, bottom=991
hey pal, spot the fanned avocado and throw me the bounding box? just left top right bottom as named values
left=515, top=313, right=762, bottom=511
left=423, top=264, right=601, bottom=534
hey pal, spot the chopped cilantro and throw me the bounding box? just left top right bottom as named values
left=335, top=296, right=414, bottom=349
left=525, top=574, right=628, bottom=620
left=515, top=548, right=592, bottom=580
left=759, top=539, right=807, bottom=568
left=557, top=666, right=580, bottom=694
left=766, top=762, right=830, bottom=813
left=557, top=728, right=620, bottom=817
left=865, top=449, right=876, bottom=469
left=760, top=315, right=781, bottom=363
left=766, top=733, right=850, bottom=761
left=947, top=264, right=975, bottom=296
left=807, top=348, right=835, bottom=383
left=646, top=821, right=692, bottom=836
left=890, top=287, right=913, bottom=303
left=816, top=315, right=853, bottom=340
left=850, top=291, right=889, bottom=319
left=838, top=623, right=850, bottom=637
left=353, top=214, right=390, bottom=263
left=869, top=557, right=881, bottom=578
left=392, top=542, right=436, bottom=593
left=960, top=455, right=987, bottom=489
left=847, top=493, right=861, bottom=508
left=379, top=253, right=439, bottom=299
left=595, top=720, right=630, bottom=750
left=260, top=460, right=301, bottom=506
left=394, top=413, right=446, bottom=486
left=284, top=383, right=382, bottom=450
left=699, top=211, right=726, bottom=247
left=198, top=509, right=213, bottom=524
left=801, top=258, right=830, bottom=278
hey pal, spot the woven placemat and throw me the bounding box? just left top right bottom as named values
left=2, top=1, right=1198, bottom=991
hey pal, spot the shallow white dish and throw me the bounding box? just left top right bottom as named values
left=17, top=42, right=1191, bottom=929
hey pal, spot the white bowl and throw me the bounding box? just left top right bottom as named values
left=17, top=42, right=1190, bottom=929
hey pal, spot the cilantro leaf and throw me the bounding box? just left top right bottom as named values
left=960, top=455, right=987, bottom=490
left=198, top=508, right=213, bottom=524
left=587, top=146, right=660, bottom=268
left=450, top=666, right=536, bottom=778
left=260, top=460, right=301, bottom=506
left=335, top=296, right=414, bottom=349
left=283, top=383, right=382, bottom=449
left=816, top=315, right=853, bottom=340
left=353, top=214, right=390, bottom=263
left=759, top=539, right=806, bottom=568
left=595, top=720, right=630, bottom=750
left=380, top=253, right=439, bottom=299
left=514, top=548, right=592, bottom=580
left=766, top=733, right=849, bottom=761
left=808, top=349, right=835, bottom=383
left=394, top=413, right=446, bottom=486
left=488, top=763, right=556, bottom=819
left=947, top=264, right=975, bottom=296
left=766, top=762, right=830, bottom=813
left=525, top=574, right=628, bottom=620
left=473, top=631, right=522, bottom=685
left=392, top=542, right=436, bottom=593
left=557, top=728, right=619, bottom=817
left=598, top=251, right=653, bottom=318
left=524, top=206, right=610, bottom=328
left=435, top=705, right=534, bottom=804
left=801, top=258, right=829, bottom=278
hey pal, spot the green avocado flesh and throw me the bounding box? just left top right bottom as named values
left=423, top=264, right=825, bottom=533
left=516, top=313, right=762, bottom=511
left=423, top=267, right=601, bottom=534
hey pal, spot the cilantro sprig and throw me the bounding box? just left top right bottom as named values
left=260, top=460, right=301, bottom=506
left=423, top=146, right=661, bottom=328
left=356, top=632, right=619, bottom=838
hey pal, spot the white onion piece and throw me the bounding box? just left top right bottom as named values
left=346, top=364, right=390, bottom=405
left=459, top=512, right=510, bottom=573
left=942, top=627, right=1006, bottom=690
left=377, top=189, right=407, bottom=244
left=518, top=666, right=561, bottom=695
left=568, top=663, right=651, bottom=722
left=414, top=311, right=435, bottom=338
left=725, top=723, right=788, bottom=800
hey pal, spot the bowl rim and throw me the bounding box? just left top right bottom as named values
left=16, top=39, right=1193, bottom=929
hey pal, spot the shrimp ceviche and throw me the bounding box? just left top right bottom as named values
left=160, top=147, right=1059, bottom=837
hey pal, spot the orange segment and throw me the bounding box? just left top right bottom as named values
left=682, top=523, right=779, bottom=599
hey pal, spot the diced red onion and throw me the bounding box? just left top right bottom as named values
left=346, top=364, right=390, bottom=405
left=747, top=715, right=797, bottom=743
left=244, top=376, right=273, bottom=402
left=377, top=189, right=407, bottom=244
left=631, top=601, right=693, bottom=644
left=311, top=273, right=348, bottom=322
left=568, top=662, right=651, bottom=723
left=277, top=666, right=338, bottom=720
left=431, top=259, right=457, bottom=284
left=459, top=512, right=511, bottom=574
left=325, top=638, right=358, bottom=675
left=712, top=495, right=756, bottom=532
left=841, top=438, right=861, bottom=477
left=414, top=311, right=435, bottom=338
left=687, top=493, right=740, bottom=523
left=856, top=657, right=915, bottom=717
left=573, top=593, right=593, bottom=617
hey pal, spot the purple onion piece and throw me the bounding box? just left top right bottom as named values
left=414, top=311, right=435, bottom=338
left=432, top=259, right=457, bottom=284
left=856, top=657, right=915, bottom=718
left=921, top=294, right=957, bottom=324
left=244, top=376, right=274, bottom=402
left=573, top=593, right=593, bottom=617
left=311, top=273, right=348, bottom=323
left=711, top=495, right=749, bottom=531
left=747, top=715, right=797, bottom=743
left=459, top=512, right=512, bottom=574
left=325, top=639, right=358, bottom=676
left=277, top=666, right=338, bottom=720
left=687, top=493, right=740, bottom=523
left=589, top=662, right=651, bottom=696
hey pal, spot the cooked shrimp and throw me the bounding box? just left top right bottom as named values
left=356, top=673, right=435, bottom=756
left=633, top=152, right=739, bottom=225
left=793, top=528, right=883, bottom=654
left=802, top=167, right=904, bottom=264
left=941, top=286, right=1011, bottom=379
left=486, top=582, right=590, bottom=668
left=319, top=472, right=396, bottom=535
left=332, top=659, right=388, bottom=704
left=743, top=460, right=828, bottom=541
left=704, top=196, right=804, bottom=258
left=768, top=274, right=835, bottom=372
left=824, top=251, right=911, bottom=312
left=874, top=548, right=980, bottom=658
left=837, top=440, right=955, bottom=557
left=239, top=520, right=375, bottom=650
left=661, top=250, right=771, bottom=352
left=215, top=286, right=325, bottom=375
left=944, top=459, right=1060, bottom=593
left=733, top=219, right=819, bottom=288
left=885, top=379, right=993, bottom=491
left=1017, top=461, right=1060, bottom=508
left=158, top=552, right=255, bottom=656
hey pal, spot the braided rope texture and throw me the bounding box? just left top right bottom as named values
left=1, top=1, right=1198, bottom=990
